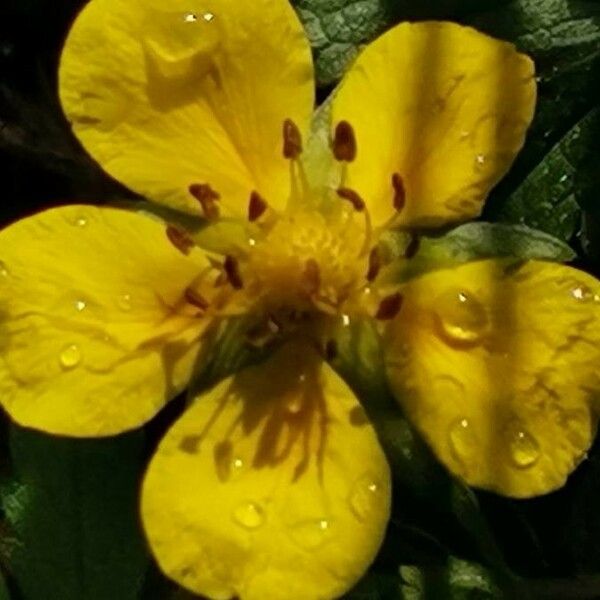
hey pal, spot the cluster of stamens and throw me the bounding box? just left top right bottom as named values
left=165, top=117, right=419, bottom=352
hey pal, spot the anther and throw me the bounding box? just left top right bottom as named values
left=248, top=191, right=268, bottom=222
left=224, top=255, right=244, bottom=290
left=337, top=187, right=365, bottom=212
left=366, top=246, right=382, bottom=282
left=166, top=225, right=194, bottom=255
left=184, top=287, right=210, bottom=311
left=283, top=118, right=303, bottom=159
left=375, top=293, right=403, bottom=320
left=391, top=173, right=406, bottom=212
left=404, top=234, right=420, bottom=259
left=332, top=121, right=357, bottom=162
left=302, top=259, right=321, bottom=296
left=189, top=183, right=221, bottom=220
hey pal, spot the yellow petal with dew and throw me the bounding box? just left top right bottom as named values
left=59, top=0, right=314, bottom=218
left=332, top=22, right=536, bottom=228
left=384, top=259, right=600, bottom=498
left=0, top=205, right=211, bottom=436
left=142, top=342, right=391, bottom=600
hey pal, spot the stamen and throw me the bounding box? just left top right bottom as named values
left=366, top=246, right=381, bottom=282
left=224, top=255, right=244, bottom=290
left=391, top=173, right=406, bottom=212
left=184, top=287, right=210, bottom=311
left=283, top=118, right=303, bottom=159
left=302, top=259, right=321, bottom=296
left=337, top=187, right=365, bottom=212
left=248, top=191, right=268, bottom=222
left=375, top=293, right=403, bottom=320
left=189, top=183, right=221, bottom=220
left=404, top=234, right=420, bottom=259
left=332, top=121, right=357, bottom=162
left=166, top=225, right=194, bottom=255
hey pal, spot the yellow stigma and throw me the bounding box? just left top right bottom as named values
left=245, top=210, right=367, bottom=316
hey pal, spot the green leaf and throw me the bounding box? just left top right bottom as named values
left=399, top=558, right=506, bottom=599
left=381, top=221, right=575, bottom=283
left=0, top=571, right=9, bottom=600
left=486, top=108, right=599, bottom=241
left=292, top=0, right=394, bottom=86
left=1, top=426, right=148, bottom=600
left=473, top=0, right=599, bottom=174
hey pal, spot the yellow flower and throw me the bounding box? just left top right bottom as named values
left=0, top=0, right=599, bottom=598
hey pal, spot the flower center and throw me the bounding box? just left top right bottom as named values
left=168, top=118, right=409, bottom=349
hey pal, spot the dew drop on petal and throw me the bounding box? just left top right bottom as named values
left=74, top=299, right=87, bottom=312
left=74, top=216, right=88, bottom=227
left=434, top=290, right=488, bottom=346
left=142, top=8, right=220, bottom=81
left=0, top=261, right=9, bottom=278
left=232, top=502, right=265, bottom=530
left=507, top=425, right=539, bottom=468
left=570, top=284, right=598, bottom=303
left=289, top=518, right=331, bottom=550
left=59, top=344, right=82, bottom=370
left=449, top=418, right=476, bottom=461
left=474, top=154, right=486, bottom=169
left=348, top=474, right=383, bottom=522
left=341, top=314, right=351, bottom=327
left=117, top=293, right=132, bottom=311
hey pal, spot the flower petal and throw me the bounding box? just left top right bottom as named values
left=384, top=260, right=600, bottom=498
left=142, top=343, right=391, bottom=600
left=59, top=0, right=314, bottom=217
left=0, top=206, right=211, bottom=436
left=332, top=22, right=536, bottom=228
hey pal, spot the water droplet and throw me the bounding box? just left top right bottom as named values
left=449, top=418, right=476, bottom=461
left=289, top=518, right=331, bottom=549
left=507, top=425, right=539, bottom=468
left=74, top=299, right=87, bottom=312
left=559, top=174, right=569, bottom=183
left=570, top=284, right=599, bottom=303
left=341, top=314, right=350, bottom=327
left=59, top=344, right=81, bottom=369
left=459, top=130, right=470, bottom=140
left=285, top=394, right=304, bottom=414
left=348, top=474, right=383, bottom=521
left=143, top=8, right=221, bottom=81
left=248, top=238, right=257, bottom=247
left=474, top=154, right=486, bottom=169
left=72, top=215, right=88, bottom=227
left=117, top=293, right=132, bottom=311
left=434, top=290, right=488, bottom=346
left=232, top=502, right=265, bottom=530
left=0, top=261, right=8, bottom=278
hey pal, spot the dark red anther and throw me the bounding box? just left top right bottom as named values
left=332, top=121, right=357, bottom=162
left=224, top=255, right=244, bottom=290
left=184, top=287, right=210, bottom=311
left=375, top=293, right=403, bottom=320
left=404, top=235, right=420, bottom=259
left=337, top=187, right=365, bottom=212
left=391, top=173, right=406, bottom=212
left=283, top=118, right=303, bottom=159
left=366, top=246, right=382, bottom=282
left=189, top=183, right=221, bottom=220
left=166, top=225, right=194, bottom=255
left=248, top=191, right=268, bottom=222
